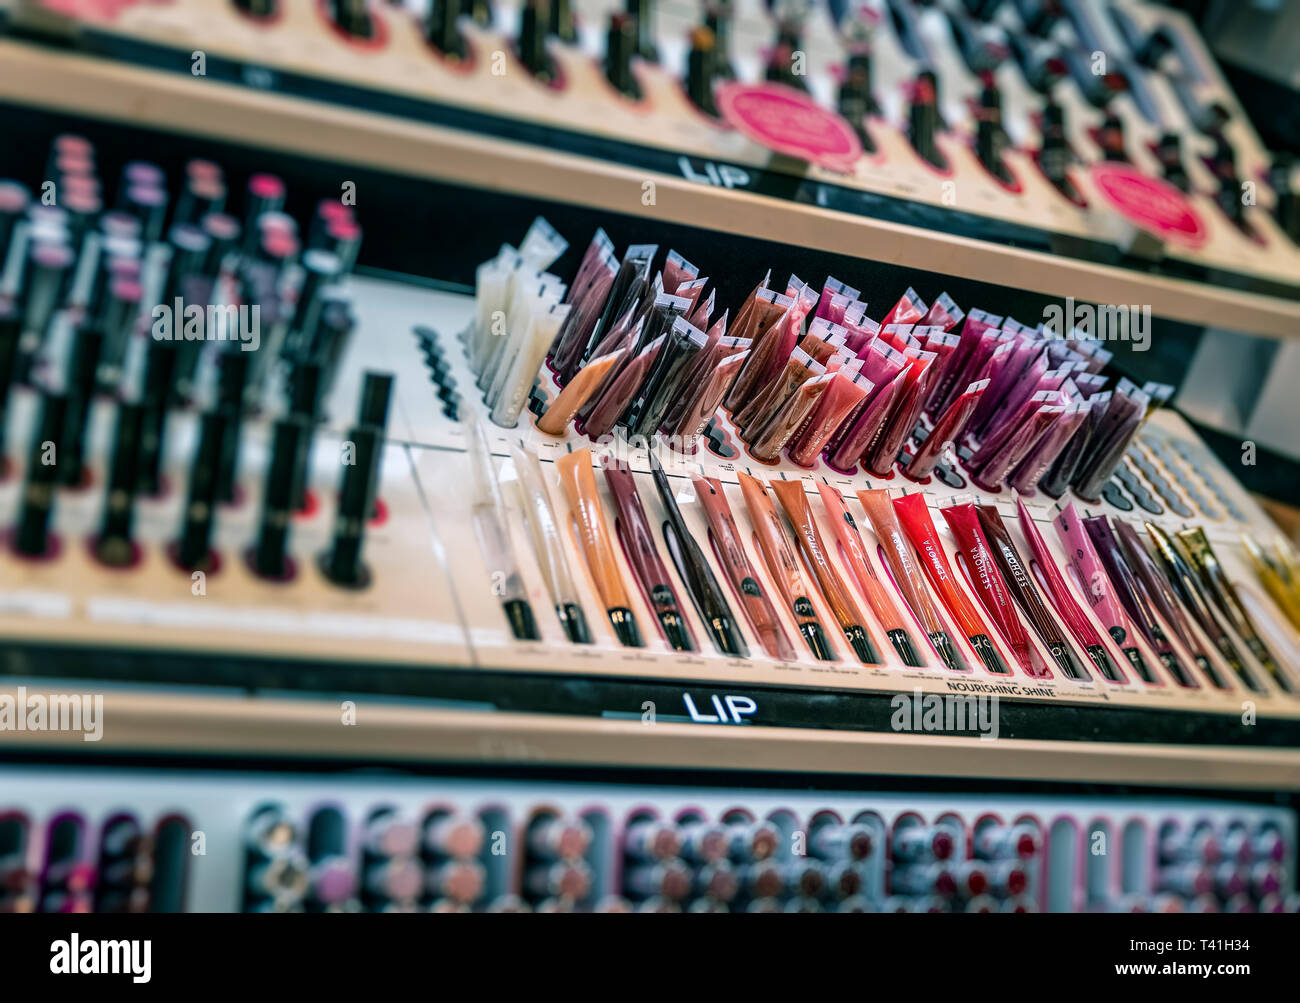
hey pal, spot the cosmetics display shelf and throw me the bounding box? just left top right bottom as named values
left=2, top=0, right=1299, bottom=339
left=1, top=766, right=1295, bottom=912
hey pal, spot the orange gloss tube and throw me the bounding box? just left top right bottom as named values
left=555, top=448, right=643, bottom=647
left=537, top=349, right=625, bottom=435
left=693, top=476, right=796, bottom=661
left=856, top=489, right=959, bottom=671
left=814, top=482, right=923, bottom=666
left=737, top=473, right=834, bottom=660
left=892, top=492, right=1008, bottom=674
left=770, top=479, right=880, bottom=664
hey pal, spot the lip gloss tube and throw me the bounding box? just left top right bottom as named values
left=749, top=373, right=833, bottom=464
left=649, top=456, right=747, bottom=657
left=904, top=379, right=987, bottom=480
left=555, top=448, right=644, bottom=647
left=1145, top=523, right=1259, bottom=691
left=738, top=473, right=834, bottom=660
left=511, top=444, right=592, bottom=645
left=788, top=371, right=873, bottom=467
left=856, top=489, right=960, bottom=670
left=892, top=493, right=1008, bottom=674
left=1240, top=534, right=1300, bottom=630
left=1007, top=399, right=1090, bottom=495
left=825, top=366, right=908, bottom=474
left=1053, top=504, right=1157, bottom=683
left=623, top=318, right=710, bottom=438
left=815, top=482, right=922, bottom=665
left=865, top=352, right=936, bottom=477
left=882, top=287, right=926, bottom=326
left=582, top=334, right=665, bottom=440
left=735, top=347, right=822, bottom=441
left=660, top=309, right=727, bottom=433
left=1081, top=514, right=1195, bottom=687
left=770, top=480, right=880, bottom=664
left=602, top=460, right=694, bottom=651
left=692, top=476, right=796, bottom=661
left=537, top=348, right=625, bottom=435
left=466, top=416, right=540, bottom=642
left=1014, top=497, right=1122, bottom=681
left=672, top=349, right=748, bottom=451
left=976, top=504, right=1088, bottom=679
left=1177, top=528, right=1290, bottom=690
left=940, top=502, right=1037, bottom=676
left=1113, top=520, right=1227, bottom=689
left=724, top=290, right=794, bottom=411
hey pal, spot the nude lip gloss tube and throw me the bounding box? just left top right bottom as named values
left=1053, top=503, right=1157, bottom=683
left=537, top=348, right=625, bottom=435
left=976, top=504, right=1088, bottom=679
left=788, top=371, right=873, bottom=468
left=939, top=501, right=1036, bottom=677
left=892, top=492, right=1008, bottom=674
left=904, top=379, right=987, bottom=481
left=857, top=489, right=960, bottom=670
left=511, top=444, right=592, bottom=645
left=672, top=349, right=748, bottom=451
left=749, top=373, right=833, bottom=464
left=649, top=455, right=747, bottom=657
left=1177, top=527, right=1290, bottom=690
left=815, top=482, right=923, bottom=665
left=738, top=472, right=834, bottom=660
left=602, top=459, right=694, bottom=652
left=693, top=476, right=797, bottom=661
left=1014, top=497, right=1123, bottom=682
left=770, top=479, right=880, bottom=664
left=1112, top=519, right=1226, bottom=689
left=555, top=447, right=644, bottom=647
left=582, top=333, right=665, bottom=440
left=826, top=365, right=908, bottom=474
left=1145, top=522, right=1259, bottom=692
left=735, top=347, right=823, bottom=441
left=1080, top=513, right=1194, bottom=687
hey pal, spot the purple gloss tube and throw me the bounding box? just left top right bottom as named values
left=1008, top=400, right=1091, bottom=495
left=1112, top=520, right=1228, bottom=689
left=969, top=390, right=1059, bottom=470
left=927, top=310, right=1001, bottom=415
left=1082, top=514, right=1197, bottom=687
left=1039, top=390, right=1110, bottom=497
left=971, top=402, right=1064, bottom=493
left=969, top=332, right=1040, bottom=433
left=1072, top=384, right=1149, bottom=501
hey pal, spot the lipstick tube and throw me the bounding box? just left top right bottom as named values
left=1080, top=513, right=1195, bottom=686
left=815, top=483, right=922, bottom=665
left=465, top=415, right=540, bottom=642
left=770, top=480, right=880, bottom=664
left=602, top=460, right=694, bottom=651
left=1014, top=497, right=1122, bottom=681
left=940, top=502, right=1037, bottom=676
left=892, top=493, right=1008, bottom=674
left=976, top=504, right=1088, bottom=679
left=693, top=476, right=796, bottom=661
left=1177, top=528, right=1290, bottom=690
left=1146, top=523, right=1259, bottom=692
left=1053, top=504, right=1158, bottom=683
left=511, top=444, right=593, bottom=645
left=738, top=473, right=834, bottom=660
left=649, top=456, right=747, bottom=657
left=904, top=379, right=987, bottom=481
left=788, top=371, right=873, bottom=467
left=856, top=489, right=960, bottom=670
left=537, top=349, right=625, bottom=435
left=555, top=448, right=644, bottom=647
left=1113, top=520, right=1226, bottom=689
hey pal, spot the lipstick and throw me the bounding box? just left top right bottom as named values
left=692, top=476, right=795, bottom=660
left=648, top=454, right=746, bottom=656
left=815, top=483, right=922, bottom=665
left=603, top=459, right=694, bottom=651
left=770, top=479, right=880, bottom=664
left=737, top=472, right=834, bottom=660
left=555, top=447, right=644, bottom=647
left=1014, top=497, right=1122, bottom=681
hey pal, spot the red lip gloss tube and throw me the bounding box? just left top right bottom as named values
left=904, top=379, right=987, bottom=481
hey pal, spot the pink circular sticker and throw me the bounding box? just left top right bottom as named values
left=716, top=82, right=863, bottom=173
left=1089, top=163, right=1208, bottom=249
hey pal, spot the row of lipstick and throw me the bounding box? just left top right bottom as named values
left=465, top=219, right=1167, bottom=500
left=466, top=412, right=1293, bottom=691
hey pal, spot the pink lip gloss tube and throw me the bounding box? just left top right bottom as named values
left=1015, top=497, right=1123, bottom=682
left=787, top=370, right=873, bottom=468
left=825, top=365, right=909, bottom=474
left=865, top=352, right=937, bottom=477
left=904, top=379, right=987, bottom=481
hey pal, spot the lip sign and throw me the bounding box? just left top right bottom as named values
left=1088, top=163, right=1209, bottom=249
left=717, top=82, right=864, bottom=174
